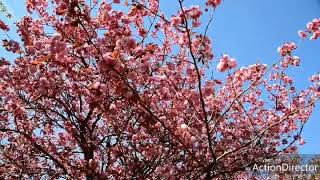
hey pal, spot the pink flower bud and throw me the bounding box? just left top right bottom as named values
left=298, top=31, right=307, bottom=39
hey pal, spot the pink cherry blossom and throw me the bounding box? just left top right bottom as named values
left=0, top=19, right=9, bottom=31
left=277, top=42, right=297, bottom=56
left=298, top=30, right=308, bottom=39
left=217, top=54, right=237, bottom=72
left=206, top=0, right=222, bottom=8
left=113, top=0, right=121, bottom=4
left=171, top=16, right=182, bottom=27
left=298, top=18, right=320, bottom=40
left=292, top=56, right=300, bottom=66
left=116, top=37, right=136, bottom=50
left=0, top=0, right=319, bottom=179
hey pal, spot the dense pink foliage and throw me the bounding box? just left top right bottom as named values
left=0, top=0, right=319, bottom=179
left=306, top=18, right=320, bottom=40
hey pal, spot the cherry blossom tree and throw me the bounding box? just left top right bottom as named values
left=0, top=0, right=319, bottom=179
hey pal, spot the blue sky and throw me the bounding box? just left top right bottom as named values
left=1, top=0, right=320, bottom=154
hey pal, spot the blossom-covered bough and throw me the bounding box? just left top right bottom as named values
left=0, top=0, right=319, bottom=179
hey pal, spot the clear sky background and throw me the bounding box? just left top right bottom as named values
left=1, top=0, right=320, bottom=154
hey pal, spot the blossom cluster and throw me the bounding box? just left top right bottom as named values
left=171, top=6, right=203, bottom=28
left=281, top=56, right=300, bottom=68
left=299, top=18, right=320, bottom=40
left=310, top=74, right=320, bottom=93
left=2, top=40, right=21, bottom=53
left=277, top=42, right=297, bottom=56
left=0, top=19, right=9, bottom=31
left=216, top=54, right=237, bottom=72
left=206, top=0, right=222, bottom=8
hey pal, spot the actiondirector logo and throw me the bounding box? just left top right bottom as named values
left=250, top=163, right=319, bottom=173
left=246, top=154, right=320, bottom=175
